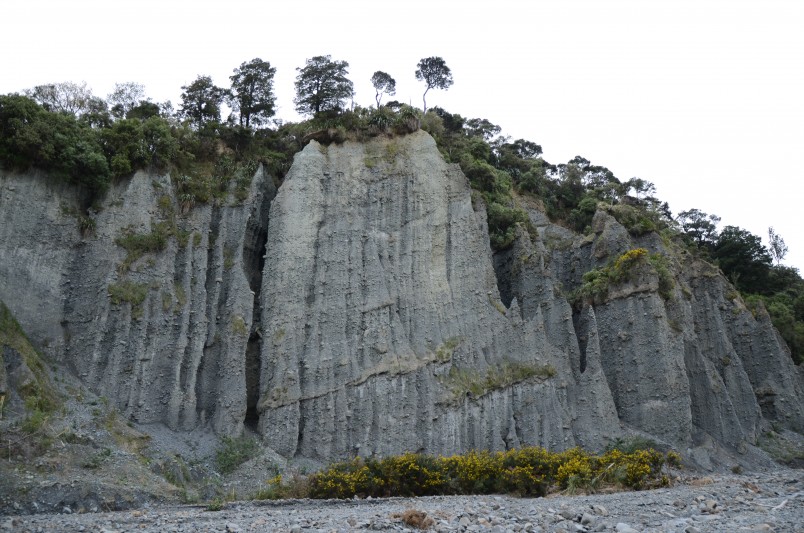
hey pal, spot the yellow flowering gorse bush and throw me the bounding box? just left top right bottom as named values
left=307, top=444, right=678, bottom=499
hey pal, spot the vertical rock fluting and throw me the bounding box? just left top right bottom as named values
left=493, top=226, right=621, bottom=451
left=2, top=135, right=802, bottom=467
left=257, top=132, right=585, bottom=459
left=593, top=288, right=693, bottom=446
left=683, top=262, right=803, bottom=435
left=0, top=166, right=275, bottom=436
left=537, top=209, right=803, bottom=458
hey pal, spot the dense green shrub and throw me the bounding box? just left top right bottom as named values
left=0, top=94, right=110, bottom=193
left=486, top=202, right=529, bottom=249
left=746, top=292, right=804, bottom=365
left=568, top=195, right=599, bottom=233
left=607, top=203, right=664, bottom=236
left=1, top=94, right=182, bottom=195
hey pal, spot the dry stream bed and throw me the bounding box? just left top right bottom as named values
left=3, top=470, right=802, bottom=533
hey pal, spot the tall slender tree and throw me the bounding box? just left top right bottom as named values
left=768, top=227, right=788, bottom=265
left=370, top=71, right=396, bottom=108
left=415, top=57, right=453, bottom=112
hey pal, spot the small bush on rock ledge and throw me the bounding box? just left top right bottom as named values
left=215, top=436, right=259, bottom=474
left=572, top=248, right=675, bottom=305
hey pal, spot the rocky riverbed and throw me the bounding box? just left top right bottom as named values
left=3, top=470, right=801, bottom=533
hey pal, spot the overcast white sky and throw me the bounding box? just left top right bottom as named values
left=2, top=0, right=802, bottom=271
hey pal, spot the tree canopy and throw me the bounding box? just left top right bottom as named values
left=676, top=208, right=721, bottom=249
left=713, top=225, right=773, bottom=292
left=370, top=71, right=396, bottom=108
left=415, top=57, right=453, bottom=112
left=25, top=81, right=95, bottom=116
left=108, top=82, right=146, bottom=119
left=464, top=118, right=500, bottom=141
left=229, top=58, right=277, bottom=128
left=294, top=56, right=354, bottom=116
left=179, top=75, right=225, bottom=128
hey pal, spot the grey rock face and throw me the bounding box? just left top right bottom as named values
left=518, top=206, right=803, bottom=462
left=1, top=131, right=801, bottom=467
left=0, top=172, right=83, bottom=356
left=493, top=226, right=621, bottom=451
left=257, top=132, right=587, bottom=459
left=682, top=262, right=804, bottom=435
left=0, top=166, right=275, bottom=436
left=593, top=286, right=693, bottom=446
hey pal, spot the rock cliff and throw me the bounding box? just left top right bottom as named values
left=1, top=130, right=801, bottom=469
left=257, top=132, right=616, bottom=459
left=1, top=165, right=276, bottom=437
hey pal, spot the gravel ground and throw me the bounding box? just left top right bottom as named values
left=3, top=470, right=802, bottom=533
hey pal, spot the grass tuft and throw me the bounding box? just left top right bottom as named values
left=108, top=281, right=148, bottom=318
left=440, top=361, right=556, bottom=400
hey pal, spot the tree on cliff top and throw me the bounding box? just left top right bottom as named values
left=25, top=81, right=94, bottom=116
left=415, top=57, right=453, bottom=113
left=294, top=55, right=354, bottom=116
left=713, top=225, right=772, bottom=292
left=768, top=226, right=788, bottom=266
left=229, top=58, right=277, bottom=128
left=107, top=82, right=146, bottom=120
left=370, top=71, right=396, bottom=108
left=179, top=75, right=225, bottom=128
left=677, top=208, right=721, bottom=249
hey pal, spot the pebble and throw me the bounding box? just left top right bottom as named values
left=701, top=499, right=719, bottom=513
left=591, top=504, right=608, bottom=517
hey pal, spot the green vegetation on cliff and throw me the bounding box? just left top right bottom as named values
left=0, top=301, right=59, bottom=458
left=1, top=53, right=801, bottom=363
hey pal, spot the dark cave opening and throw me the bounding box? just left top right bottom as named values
left=572, top=310, right=588, bottom=374
left=244, top=332, right=261, bottom=430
